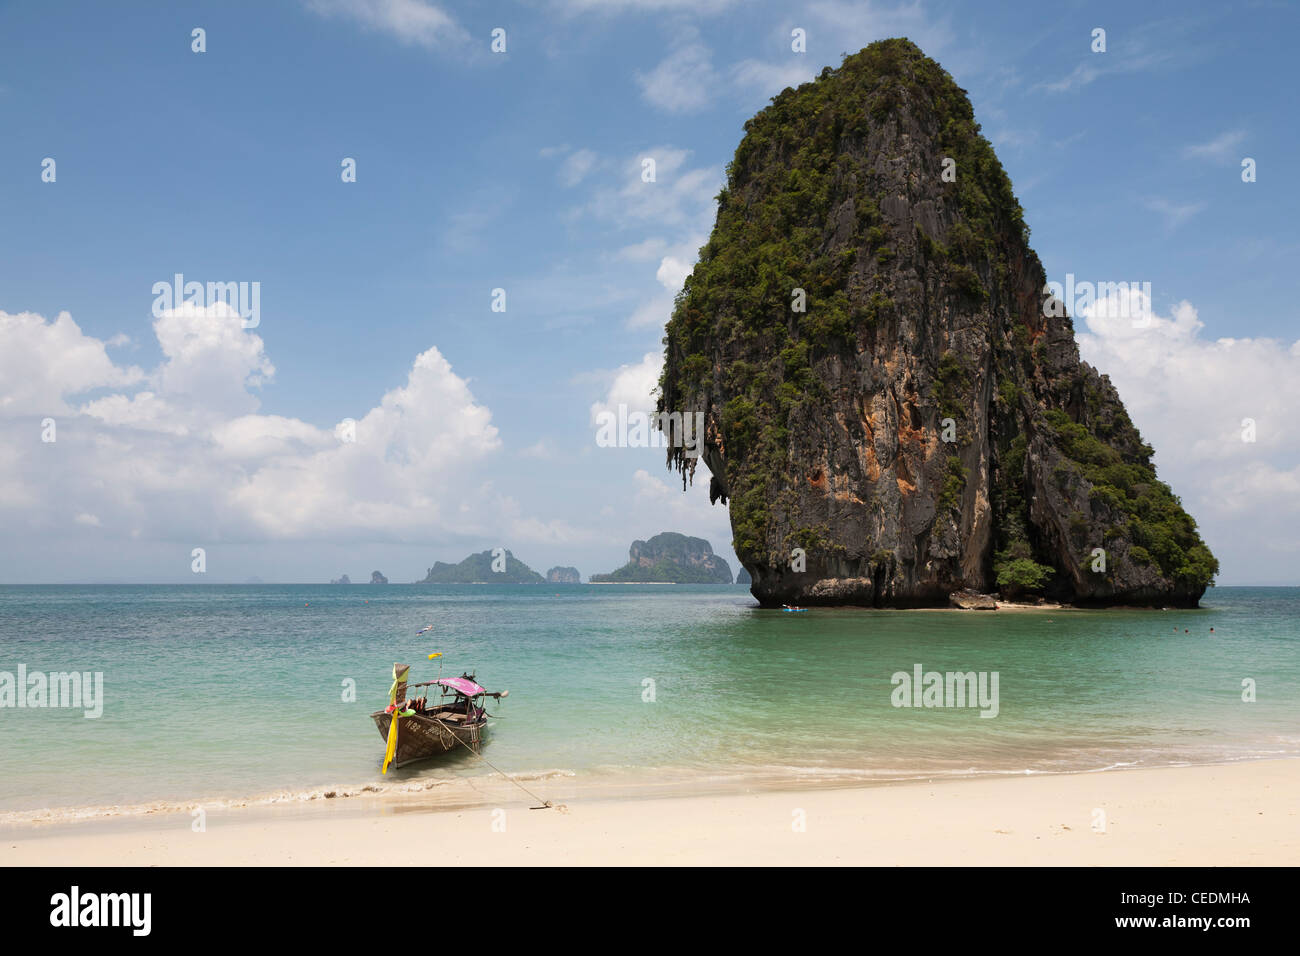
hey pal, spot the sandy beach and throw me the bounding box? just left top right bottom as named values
left=4, top=758, right=1295, bottom=866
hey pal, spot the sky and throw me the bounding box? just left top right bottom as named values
left=0, top=0, right=1297, bottom=585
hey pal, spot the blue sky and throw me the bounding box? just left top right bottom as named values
left=1, top=0, right=1297, bottom=584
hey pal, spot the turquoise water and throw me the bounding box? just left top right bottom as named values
left=0, top=584, right=1296, bottom=818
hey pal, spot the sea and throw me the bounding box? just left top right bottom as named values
left=0, top=584, right=1296, bottom=824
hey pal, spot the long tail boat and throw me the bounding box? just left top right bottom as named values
left=371, top=663, right=508, bottom=771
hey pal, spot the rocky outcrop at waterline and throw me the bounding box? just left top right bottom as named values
left=546, top=566, right=582, bottom=584
left=658, top=39, right=1216, bottom=609
left=949, top=589, right=997, bottom=610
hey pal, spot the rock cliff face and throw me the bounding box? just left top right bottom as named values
left=658, top=39, right=1216, bottom=608
left=591, top=532, right=732, bottom=583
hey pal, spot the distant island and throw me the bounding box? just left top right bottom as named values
left=546, top=566, right=581, bottom=584
left=417, top=549, right=545, bottom=584
left=370, top=571, right=388, bottom=585
left=591, top=532, right=732, bottom=584
left=330, top=574, right=351, bottom=585
left=736, top=567, right=751, bottom=586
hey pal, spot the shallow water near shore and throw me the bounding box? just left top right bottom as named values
left=0, top=584, right=1296, bottom=823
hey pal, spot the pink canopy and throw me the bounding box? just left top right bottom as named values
left=436, top=677, right=487, bottom=697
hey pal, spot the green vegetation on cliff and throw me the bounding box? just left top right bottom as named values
left=418, top=550, right=544, bottom=584
left=591, top=532, right=732, bottom=583
left=1042, top=409, right=1217, bottom=587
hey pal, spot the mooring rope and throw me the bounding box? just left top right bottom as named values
left=431, top=715, right=557, bottom=810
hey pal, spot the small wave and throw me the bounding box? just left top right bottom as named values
left=0, top=768, right=579, bottom=828
left=4, top=753, right=1295, bottom=828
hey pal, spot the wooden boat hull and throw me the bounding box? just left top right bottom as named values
left=370, top=710, right=488, bottom=769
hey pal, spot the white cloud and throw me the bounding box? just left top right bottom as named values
left=518, top=439, right=557, bottom=460
left=627, top=468, right=734, bottom=559
left=626, top=296, right=675, bottom=330
left=0, top=310, right=144, bottom=417
left=584, top=147, right=722, bottom=231
left=627, top=2, right=954, bottom=116
left=1143, top=197, right=1207, bottom=231
left=1206, top=463, right=1300, bottom=520
left=621, top=251, right=695, bottom=330
left=616, top=237, right=670, bottom=262
left=1183, top=130, right=1246, bottom=163
left=1038, top=61, right=1102, bottom=94
left=589, top=352, right=663, bottom=425
left=558, top=148, right=599, bottom=187
left=0, top=308, right=514, bottom=546
left=230, top=345, right=501, bottom=538
left=731, top=59, right=816, bottom=98
left=1077, top=290, right=1300, bottom=466
left=152, top=302, right=276, bottom=419
left=577, top=358, right=736, bottom=563
left=578, top=150, right=712, bottom=331
left=636, top=37, right=719, bottom=113
left=80, top=391, right=190, bottom=436
left=71, top=302, right=273, bottom=434
left=303, top=0, right=468, bottom=49
left=497, top=499, right=603, bottom=546
left=621, top=231, right=704, bottom=329
left=989, top=127, right=1039, bottom=151
left=1035, top=23, right=1184, bottom=94
left=655, top=254, right=692, bottom=293
left=1076, top=289, right=1300, bottom=578
left=210, top=415, right=335, bottom=461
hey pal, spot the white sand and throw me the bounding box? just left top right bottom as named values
left=3, top=759, right=1296, bottom=866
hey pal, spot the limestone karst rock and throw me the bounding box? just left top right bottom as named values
left=417, top=550, right=545, bottom=584
left=658, top=39, right=1216, bottom=607
left=591, top=532, right=732, bottom=583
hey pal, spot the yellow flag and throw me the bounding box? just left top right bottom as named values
left=382, top=715, right=400, bottom=774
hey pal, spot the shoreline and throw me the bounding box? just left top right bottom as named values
left=3, top=750, right=1283, bottom=831
left=3, top=758, right=1296, bottom=866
